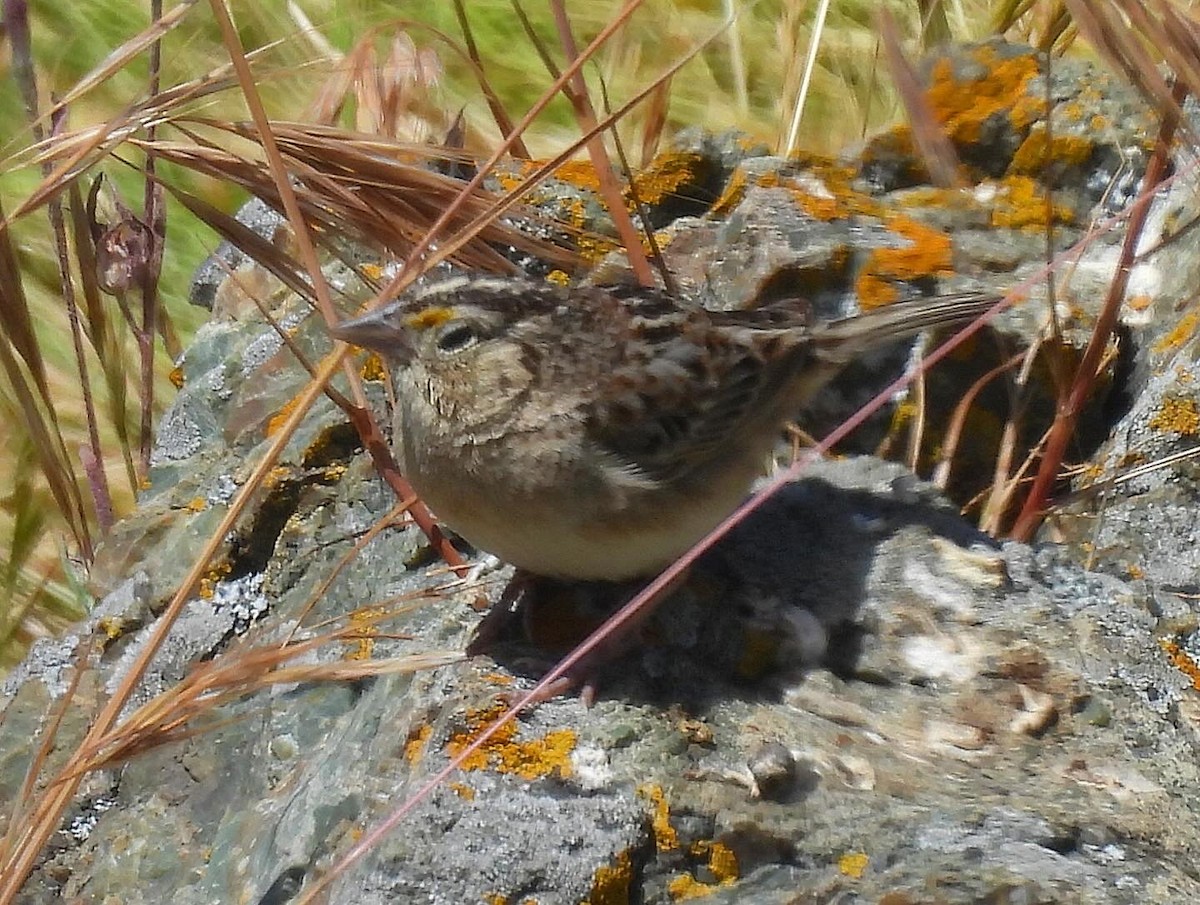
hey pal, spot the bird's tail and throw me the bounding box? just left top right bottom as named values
left=810, top=292, right=1003, bottom=364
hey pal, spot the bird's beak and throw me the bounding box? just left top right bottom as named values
left=330, top=305, right=412, bottom=361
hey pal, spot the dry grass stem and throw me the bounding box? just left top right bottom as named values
left=1011, top=77, right=1185, bottom=538
left=879, top=7, right=964, bottom=187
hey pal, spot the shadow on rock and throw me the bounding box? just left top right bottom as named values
left=477, top=459, right=995, bottom=707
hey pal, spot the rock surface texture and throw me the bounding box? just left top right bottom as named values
left=5, top=40, right=1200, bottom=904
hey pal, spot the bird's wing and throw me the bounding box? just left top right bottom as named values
left=585, top=304, right=808, bottom=487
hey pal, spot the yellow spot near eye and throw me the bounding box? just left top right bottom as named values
left=405, top=305, right=455, bottom=330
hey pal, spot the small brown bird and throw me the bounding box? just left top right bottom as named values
left=332, top=276, right=995, bottom=582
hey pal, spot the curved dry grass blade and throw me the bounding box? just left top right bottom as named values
left=41, top=0, right=200, bottom=126
left=452, top=1, right=529, bottom=158
left=370, top=13, right=725, bottom=303
left=550, top=0, right=654, bottom=287
left=373, top=0, right=648, bottom=303
left=878, top=7, right=963, bottom=188
left=933, top=351, right=1025, bottom=490
left=67, top=183, right=138, bottom=495
left=0, top=637, right=100, bottom=866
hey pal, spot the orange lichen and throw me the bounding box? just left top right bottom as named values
left=710, top=168, right=750, bottom=217
left=1009, top=130, right=1094, bottom=174
left=446, top=705, right=575, bottom=780
left=185, top=497, right=207, bottom=513
left=553, top=159, right=605, bottom=192
left=857, top=215, right=954, bottom=309
left=838, top=851, right=870, bottom=878
left=168, top=365, right=185, bottom=389
left=1147, top=396, right=1200, bottom=436
left=585, top=850, right=633, bottom=905
left=1152, top=310, right=1199, bottom=354
left=631, top=152, right=703, bottom=205
left=1160, top=638, right=1200, bottom=690
left=265, top=395, right=303, bottom=438
left=638, top=784, right=679, bottom=852
left=856, top=274, right=900, bottom=308
left=404, top=724, right=432, bottom=763
left=991, top=176, right=1074, bottom=230
left=924, top=45, right=1045, bottom=143
left=448, top=782, right=476, bottom=800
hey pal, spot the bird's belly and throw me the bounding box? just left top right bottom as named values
left=406, top=446, right=761, bottom=581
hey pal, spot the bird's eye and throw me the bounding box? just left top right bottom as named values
left=435, top=322, right=477, bottom=354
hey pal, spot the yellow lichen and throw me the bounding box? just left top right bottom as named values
left=667, top=875, right=715, bottom=900
left=185, top=497, right=207, bottom=513
left=585, top=850, right=633, bottom=905
left=857, top=215, right=954, bottom=309
left=359, top=352, right=388, bottom=383
left=448, top=782, right=475, bottom=800
left=1147, top=396, right=1200, bottom=436
left=991, top=176, right=1074, bottom=230
left=1152, top=310, right=1199, bottom=354
left=265, top=394, right=303, bottom=438
left=838, top=851, right=869, bottom=879
left=638, top=784, right=679, bottom=852
left=197, top=561, right=231, bottom=600
left=666, top=842, right=738, bottom=900
left=695, top=841, right=739, bottom=883
left=344, top=607, right=381, bottom=661
left=1009, top=130, right=1094, bottom=174
left=404, top=724, right=432, bottom=763
left=446, top=705, right=575, bottom=780
left=630, top=152, right=703, bottom=205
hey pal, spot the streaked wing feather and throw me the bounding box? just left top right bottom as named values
left=587, top=303, right=807, bottom=485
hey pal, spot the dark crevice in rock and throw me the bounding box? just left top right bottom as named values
left=228, top=424, right=363, bottom=579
